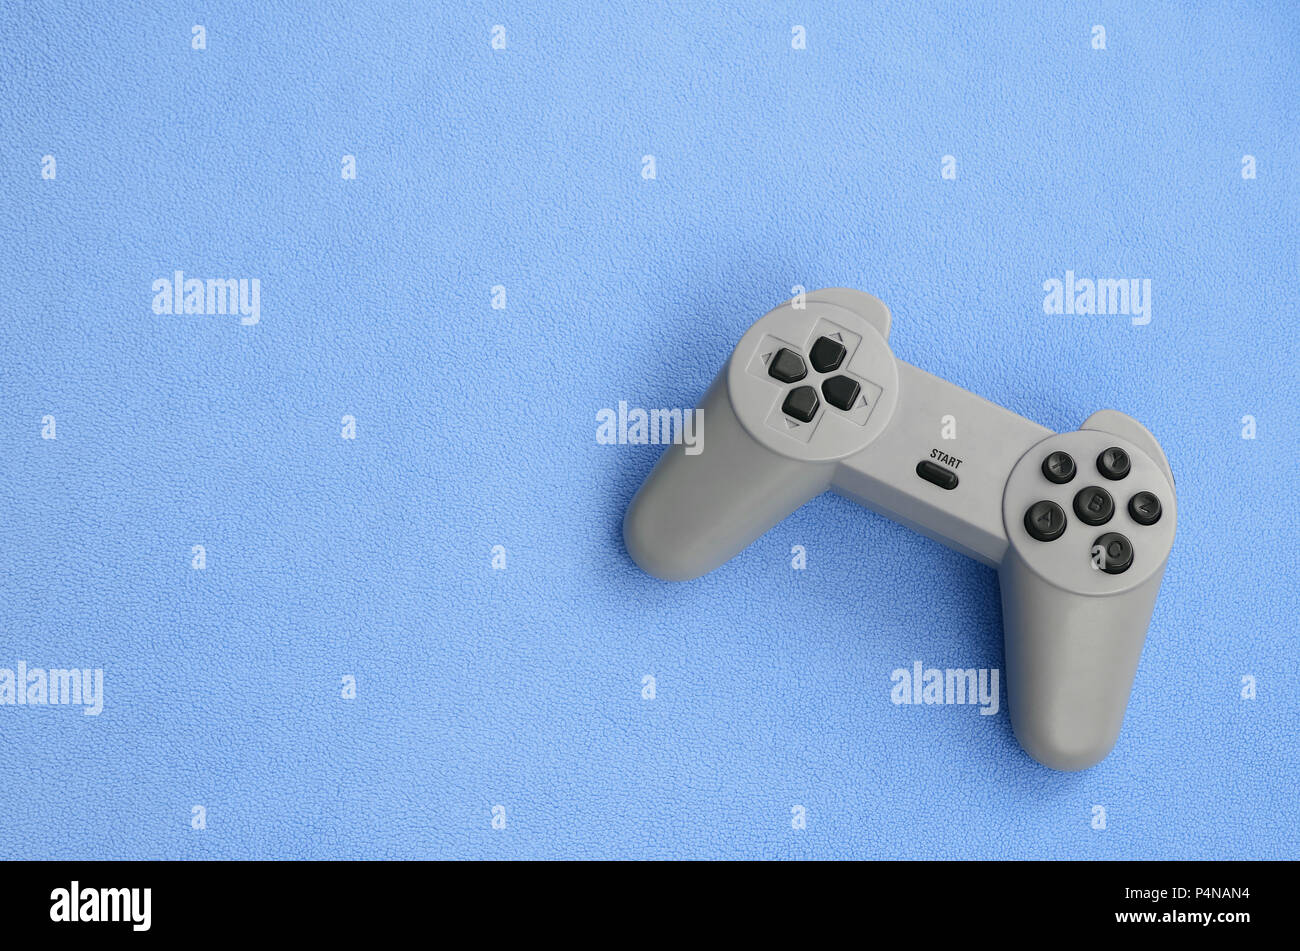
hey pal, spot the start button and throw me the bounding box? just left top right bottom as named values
left=916, top=459, right=959, bottom=490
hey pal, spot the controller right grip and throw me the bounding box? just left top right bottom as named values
left=623, top=371, right=834, bottom=581
left=998, top=550, right=1167, bottom=770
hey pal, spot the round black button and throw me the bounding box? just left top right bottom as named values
left=1073, top=486, right=1114, bottom=525
left=1092, top=532, right=1133, bottom=574
left=1024, top=500, right=1067, bottom=541
left=1097, top=446, right=1131, bottom=480
left=1128, top=491, right=1162, bottom=525
left=1041, top=451, right=1077, bottom=484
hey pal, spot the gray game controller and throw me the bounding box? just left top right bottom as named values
left=623, top=289, right=1176, bottom=770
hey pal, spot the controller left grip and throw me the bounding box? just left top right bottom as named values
left=623, top=372, right=834, bottom=580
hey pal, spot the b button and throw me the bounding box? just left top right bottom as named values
left=1073, top=486, right=1114, bottom=526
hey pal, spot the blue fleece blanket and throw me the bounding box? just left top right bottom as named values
left=1, top=0, right=1296, bottom=859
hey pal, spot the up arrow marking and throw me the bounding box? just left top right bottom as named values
left=762, top=352, right=773, bottom=364
left=830, top=332, right=843, bottom=341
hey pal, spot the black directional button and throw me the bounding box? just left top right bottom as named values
left=1024, top=501, right=1067, bottom=541
left=821, top=375, right=861, bottom=411
left=768, top=348, right=807, bottom=384
left=1097, top=446, right=1131, bottom=480
left=782, top=385, right=819, bottom=423
left=1073, top=486, right=1114, bottom=526
left=1042, top=451, right=1077, bottom=484
left=809, top=336, right=846, bottom=373
left=1093, top=532, right=1134, bottom=574
left=1128, top=491, right=1162, bottom=525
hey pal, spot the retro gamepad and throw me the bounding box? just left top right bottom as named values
left=623, top=289, right=1176, bottom=770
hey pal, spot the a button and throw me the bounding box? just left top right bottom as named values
left=1092, top=532, right=1133, bottom=574
left=768, top=348, right=806, bottom=383
left=1024, top=500, right=1066, bottom=541
left=1041, top=451, right=1077, bottom=484
left=1128, top=491, right=1162, bottom=525
left=1097, top=447, right=1131, bottom=480
left=821, top=375, right=861, bottom=411
left=916, top=460, right=958, bottom=490
left=782, top=385, right=819, bottom=423
left=809, top=336, right=846, bottom=373
left=1073, top=486, right=1114, bottom=526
